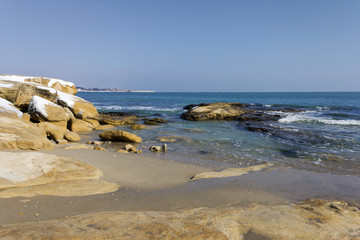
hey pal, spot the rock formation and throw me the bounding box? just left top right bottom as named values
left=99, top=130, right=142, bottom=143
left=0, top=74, right=106, bottom=149
left=0, top=199, right=359, bottom=239
left=181, top=103, right=249, bottom=121
left=0, top=152, right=119, bottom=198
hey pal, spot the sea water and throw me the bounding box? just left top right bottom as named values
left=78, top=92, right=360, bottom=175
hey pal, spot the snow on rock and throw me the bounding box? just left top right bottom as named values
left=29, top=96, right=59, bottom=118
left=57, top=91, right=99, bottom=120
left=0, top=75, right=77, bottom=95
left=0, top=97, right=23, bottom=118
left=57, top=91, right=77, bottom=108
left=28, top=96, right=69, bottom=122
left=0, top=82, right=15, bottom=88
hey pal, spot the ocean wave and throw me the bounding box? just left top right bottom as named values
left=97, top=105, right=182, bottom=112
left=279, top=113, right=360, bottom=126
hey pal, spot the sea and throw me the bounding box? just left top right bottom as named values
left=78, top=92, right=360, bottom=175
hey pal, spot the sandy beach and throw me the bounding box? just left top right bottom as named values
left=0, top=75, right=359, bottom=239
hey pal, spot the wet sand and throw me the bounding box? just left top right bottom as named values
left=0, top=147, right=359, bottom=226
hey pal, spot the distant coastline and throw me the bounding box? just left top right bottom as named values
left=77, top=87, right=155, bottom=93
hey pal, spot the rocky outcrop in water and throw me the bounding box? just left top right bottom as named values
left=1, top=199, right=359, bottom=239
left=181, top=102, right=250, bottom=121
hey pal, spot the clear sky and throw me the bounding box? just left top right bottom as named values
left=1, top=0, right=359, bottom=92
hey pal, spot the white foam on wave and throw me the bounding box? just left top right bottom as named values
left=279, top=112, right=360, bottom=126
left=98, top=105, right=182, bottom=112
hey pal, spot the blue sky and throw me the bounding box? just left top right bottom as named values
left=1, top=0, right=359, bottom=91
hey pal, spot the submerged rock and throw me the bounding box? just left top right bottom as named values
left=99, top=130, right=142, bottom=143
left=190, top=163, right=272, bottom=181
left=143, top=117, right=168, bottom=125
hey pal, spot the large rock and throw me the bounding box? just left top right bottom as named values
left=181, top=102, right=250, bottom=121
left=0, top=80, right=58, bottom=111
left=57, top=91, right=99, bottom=120
left=28, top=96, right=70, bottom=122
left=0, top=97, right=23, bottom=118
left=0, top=199, right=359, bottom=239
left=99, top=130, right=142, bottom=143
left=64, top=131, right=81, bottom=142
left=0, top=114, right=53, bottom=150
left=0, top=152, right=119, bottom=198
left=0, top=75, right=77, bottom=95
left=69, top=118, right=93, bottom=132
left=37, top=122, right=67, bottom=143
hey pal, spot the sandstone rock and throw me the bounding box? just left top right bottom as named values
left=64, top=144, right=93, bottom=150
left=99, top=114, right=138, bottom=126
left=190, top=163, right=272, bottom=181
left=156, top=136, right=192, bottom=143
left=181, top=102, right=250, bottom=121
left=93, top=145, right=107, bottom=151
left=64, top=131, right=81, bottom=142
left=1, top=199, right=359, bottom=240
left=70, top=118, right=93, bottom=132
left=116, top=149, right=129, bottom=153
left=0, top=75, right=77, bottom=95
left=0, top=114, right=53, bottom=150
left=150, top=146, right=161, bottom=152
left=143, top=117, right=168, bottom=125
left=130, top=123, right=146, bottom=130
left=0, top=151, right=118, bottom=198
left=0, top=80, right=21, bottom=103
left=85, top=119, right=100, bottom=128
left=57, top=91, right=99, bottom=120
left=28, top=96, right=69, bottom=122
left=95, top=124, right=116, bottom=130
left=3, top=81, right=58, bottom=111
left=0, top=97, right=23, bottom=118
left=86, top=141, right=103, bottom=145
left=123, top=144, right=141, bottom=153
left=37, top=122, right=67, bottom=144
left=21, top=113, right=31, bottom=122
left=99, top=130, right=142, bottom=143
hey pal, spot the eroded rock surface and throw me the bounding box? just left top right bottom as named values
left=0, top=115, right=53, bottom=150
left=181, top=102, right=250, bottom=121
left=190, top=163, right=272, bottom=181
left=0, top=199, right=359, bottom=239
left=0, top=152, right=119, bottom=198
left=99, top=130, right=142, bottom=143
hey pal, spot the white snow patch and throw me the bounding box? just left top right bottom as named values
left=0, top=75, right=34, bottom=83
left=0, top=82, right=15, bottom=88
left=48, top=78, right=74, bottom=87
left=0, top=97, right=23, bottom=118
left=0, top=75, right=75, bottom=88
left=57, top=91, right=88, bottom=108
left=0, top=152, right=56, bottom=182
left=29, top=96, right=59, bottom=118
left=37, top=85, right=57, bottom=94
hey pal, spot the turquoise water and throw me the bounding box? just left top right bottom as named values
left=78, top=92, right=360, bottom=174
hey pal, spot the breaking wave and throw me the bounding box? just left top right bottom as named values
left=279, top=112, right=360, bottom=126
